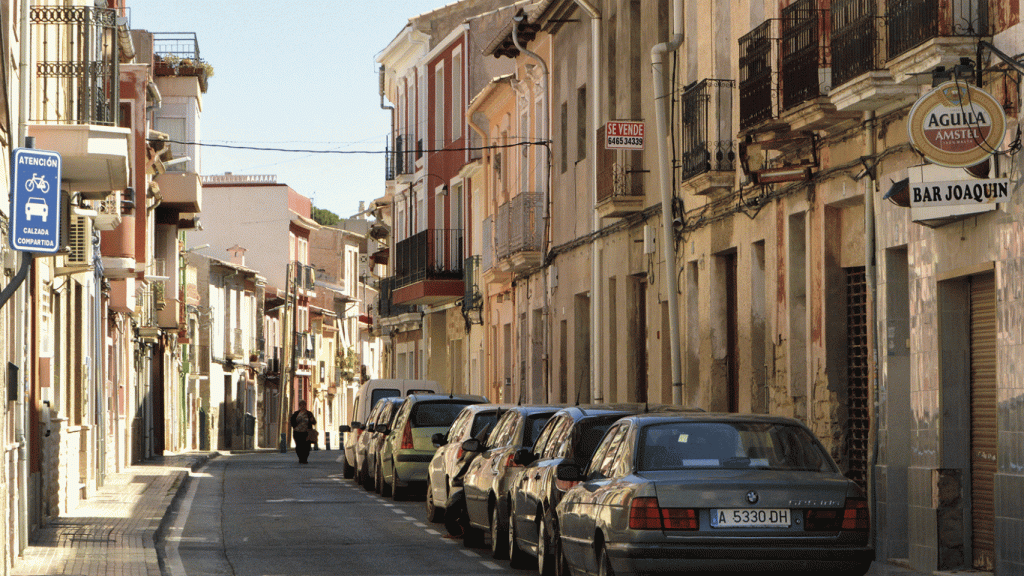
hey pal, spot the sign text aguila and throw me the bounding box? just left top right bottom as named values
left=907, top=81, right=1006, bottom=168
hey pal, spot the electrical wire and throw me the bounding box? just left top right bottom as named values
left=148, top=137, right=551, bottom=155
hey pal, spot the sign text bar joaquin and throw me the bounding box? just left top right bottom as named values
left=910, top=178, right=1010, bottom=208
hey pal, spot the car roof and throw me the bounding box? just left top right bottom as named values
left=552, top=403, right=702, bottom=421
left=404, top=393, right=488, bottom=403
left=619, top=412, right=810, bottom=427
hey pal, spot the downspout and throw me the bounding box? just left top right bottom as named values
left=571, top=0, right=602, bottom=404
left=863, top=110, right=879, bottom=552
left=651, top=0, right=685, bottom=405
left=512, top=15, right=550, bottom=404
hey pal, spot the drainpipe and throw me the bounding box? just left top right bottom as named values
left=863, top=110, right=880, bottom=551
left=512, top=15, right=550, bottom=404
left=571, top=0, right=602, bottom=404
left=652, top=0, right=685, bottom=405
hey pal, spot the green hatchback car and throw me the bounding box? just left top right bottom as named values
left=379, top=393, right=488, bottom=500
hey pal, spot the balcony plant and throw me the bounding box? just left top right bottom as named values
left=153, top=54, right=215, bottom=93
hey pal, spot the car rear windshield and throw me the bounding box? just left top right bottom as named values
left=637, top=421, right=836, bottom=473
left=574, top=420, right=617, bottom=463
left=410, top=401, right=474, bottom=428
left=471, top=412, right=500, bottom=438
left=370, top=388, right=400, bottom=406
left=523, top=414, right=554, bottom=447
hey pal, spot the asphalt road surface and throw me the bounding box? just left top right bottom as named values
left=159, top=451, right=519, bottom=576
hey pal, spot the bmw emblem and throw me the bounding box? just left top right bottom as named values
left=746, top=490, right=759, bottom=504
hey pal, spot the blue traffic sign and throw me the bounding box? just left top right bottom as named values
left=9, top=148, right=62, bottom=254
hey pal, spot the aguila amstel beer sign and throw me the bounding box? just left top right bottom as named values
left=908, top=81, right=1007, bottom=168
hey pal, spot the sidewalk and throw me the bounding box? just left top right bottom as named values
left=11, top=452, right=215, bottom=576
left=7, top=450, right=966, bottom=576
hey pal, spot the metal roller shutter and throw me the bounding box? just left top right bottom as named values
left=970, top=272, right=996, bottom=571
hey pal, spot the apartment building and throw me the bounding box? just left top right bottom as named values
left=191, top=174, right=321, bottom=448
left=374, top=0, right=1024, bottom=573
left=375, top=0, right=514, bottom=397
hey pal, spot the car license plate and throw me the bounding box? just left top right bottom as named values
left=710, top=508, right=791, bottom=528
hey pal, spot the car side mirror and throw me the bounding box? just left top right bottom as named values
left=352, top=421, right=364, bottom=430
left=512, top=447, right=536, bottom=466
left=555, top=462, right=585, bottom=482
left=375, top=423, right=391, bottom=434
left=339, top=425, right=351, bottom=434
left=432, top=432, right=447, bottom=447
left=462, top=438, right=483, bottom=453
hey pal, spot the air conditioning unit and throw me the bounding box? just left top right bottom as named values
left=67, top=215, right=93, bottom=266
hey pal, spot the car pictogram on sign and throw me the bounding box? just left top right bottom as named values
left=25, top=197, right=49, bottom=222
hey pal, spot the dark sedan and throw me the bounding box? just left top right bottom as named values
left=462, top=405, right=561, bottom=557
left=509, top=405, right=643, bottom=574
left=554, top=413, right=874, bottom=575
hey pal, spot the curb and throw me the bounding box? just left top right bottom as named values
left=154, top=452, right=218, bottom=575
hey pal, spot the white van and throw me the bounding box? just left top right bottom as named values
left=340, top=379, right=440, bottom=477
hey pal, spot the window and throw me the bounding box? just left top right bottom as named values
left=577, top=85, right=587, bottom=162
left=452, top=51, right=462, bottom=140
left=155, top=117, right=187, bottom=172
left=434, top=63, right=445, bottom=149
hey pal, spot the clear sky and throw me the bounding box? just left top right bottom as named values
left=129, top=1, right=452, bottom=219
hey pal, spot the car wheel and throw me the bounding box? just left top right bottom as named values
left=444, top=490, right=466, bottom=537
left=426, top=487, right=442, bottom=523
left=508, top=503, right=529, bottom=568
left=343, top=457, right=355, bottom=479
left=598, top=542, right=614, bottom=576
left=391, top=463, right=404, bottom=501
left=537, top=510, right=554, bottom=576
left=490, top=504, right=509, bottom=559
left=463, top=523, right=485, bottom=548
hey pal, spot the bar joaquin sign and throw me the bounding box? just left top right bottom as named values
left=908, top=81, right=1006, bottom=168
left=911, top=178, right=1010, bottom=208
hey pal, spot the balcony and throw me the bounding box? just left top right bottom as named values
left=392, top=229, right=465, bottom=306
left=27, top=5, right=129, bottom=197
left=829, top=0, right=908, bottom=112
left=155, top=172, right=202, bottom=213
left=885, top=0, right=986, bottom=84
left=385, top=135, right=415, bottom=182
left=376, top=276, right=418, bottom=320
left=679, top=79, right=736, bottom=195
left=596, top=127, right=645, bottom=217
left=779, top=1, right=861, bottom=130
left=462, top=256, right=484, bottom=325
left=495, top=193, right=544, bottom=272
left=739, top=20, right=778, bottom=131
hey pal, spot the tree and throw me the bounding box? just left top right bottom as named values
left=311, top=206, right=340, bottom=226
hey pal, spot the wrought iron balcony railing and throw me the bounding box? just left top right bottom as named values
left=482, top=216, right=494, bottom=272
left=831, top=0, right=883, bottom=87
left=394, top=228, right=464, bottom=287
left=386, top=135, right=415, bottom=180
left=679, top=79, right=736, bottom=181
left=495, top=193, right=543, bottom=261
left=886, top=0, right=987, bottom=61
left=377, top=276, right=417, bottom=318
left=30, top=5, right=120, bottom=126
left=739, top=20, right=776, bottom=130
left=781, top=0, right=829, bottom=110
left=463, top=256, right=483, bottom=317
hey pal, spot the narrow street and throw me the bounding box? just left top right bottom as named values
left=161, top=452, right=525, bottom=576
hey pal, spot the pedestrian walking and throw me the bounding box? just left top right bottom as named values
left=289, top=400, right=317, bottom=464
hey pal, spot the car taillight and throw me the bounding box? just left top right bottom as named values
left=628, top=497, right=698, bottom=531
left=356, top=429, right=363, bottom=440
left=401, top=420, right=414, bottom=450
left=555, top=478, right=579, bottom=492
left=805, top=498, right=869, bottom=531
left=504, top=452, right=521, bottom=468
left=456, top=446, right=464, bottom=460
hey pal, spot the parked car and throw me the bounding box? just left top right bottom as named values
left=426, top=404, right=507, bottom=522
left=554, top=413, right=874, bottom=576
left=379, top=393, right=488, bottom=500
left=509, top=405, right=652, bottom=574
left=340, top=379, right=439, bottom=478
left=356, top=397, right=405, bottom=491
left=462, top=405, right=561, bottom=557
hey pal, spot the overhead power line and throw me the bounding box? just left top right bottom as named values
left=148, top=138, right=551, bottom=155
